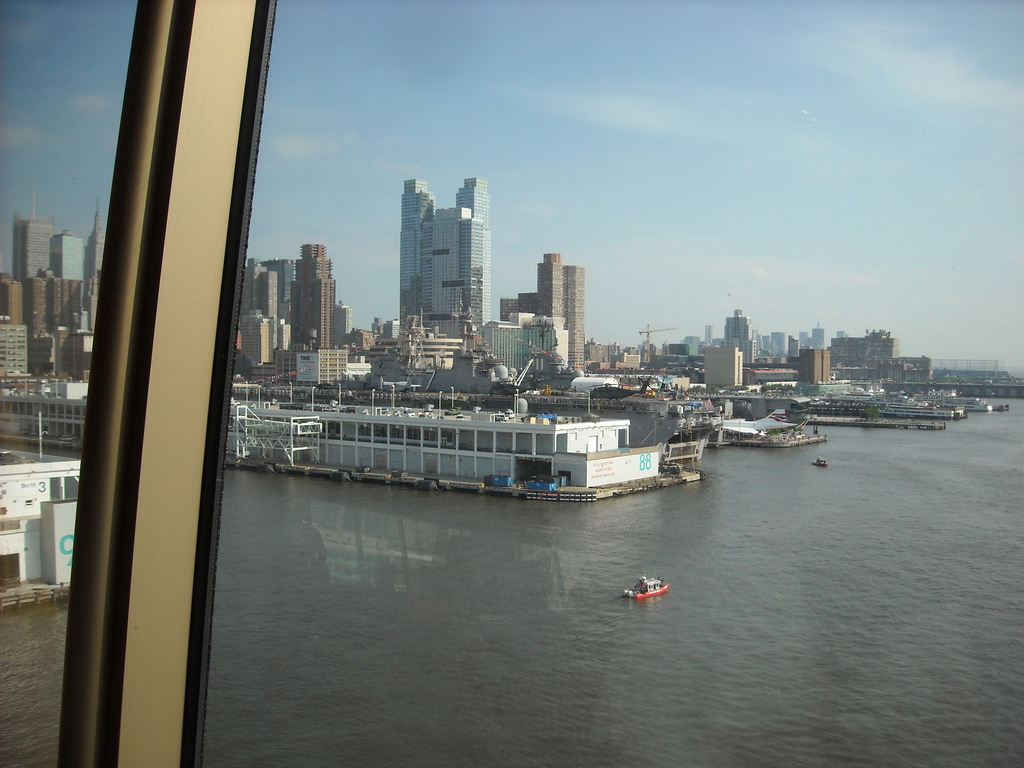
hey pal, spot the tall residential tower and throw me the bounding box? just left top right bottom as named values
left=399, top=178, right=490, bottom=336
left=291, top=244, right=335, bottom=350
left=723, top=309, right=755, bottom=364
left=536, top=253, right=585, bottom=368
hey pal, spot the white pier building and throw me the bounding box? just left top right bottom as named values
left=232, top=406, right=660, bottom=489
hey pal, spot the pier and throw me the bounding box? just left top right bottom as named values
left=0, top=584, right=70, bottom=612
left=807, top=416, right=946, bottom=430
left=227, top=459, right=703, bottom=501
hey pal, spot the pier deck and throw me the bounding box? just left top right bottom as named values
left=228, top=459, right=703, bottom=501
left=0, top=583, right=70, bottom=612
left=807, top=416, right=946, bottom=430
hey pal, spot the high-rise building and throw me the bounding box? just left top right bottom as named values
left=723, top=309, right=755, bottom=365
left=536, top=253, right=585, bottom=368
left=500, top=293, right=539, bottom=320
left=62, top=331, right=93, bottom=380
left=334, top=304, right=354, bottom=342
left=829, top=330, right=900, bottom=367
left=24, top=275, right=49, bottom=337
left=399, top=178, right=490, bottom=335
left=50, top=231, right=84, bottom=281
left=83, top=276, right=100, bottom=333
left=262, top=258, right=296, bottom=321
left=704, top=347, right=743, bottom=388
left=12, top=212, right=55, bottom=281
left=798, top=348, right=831, bottom=384
left=276, top=319, right=291, bottom=352
left=0, top=323, right=28, bottom=376
left=400, top=179, right=434, bottom=323
left=0, top=275, right=24, bottom=324
left=810, top=325, right=825, bottom=350
left=254, top=269, right=278, bottom=322
left=47, top=277, right=83, bottom=333
left=84, top=204, right=105, bottom=283
left=291, top=244, right=335, bottom=349
left=239, top=313, right=275, bottom=364
left=483, top=314, right=568, bottom=372
left=239, top=258, right=263, bottom=316
left=704, top=325, right=713, bottom=345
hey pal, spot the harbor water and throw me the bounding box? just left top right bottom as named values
left=201, top=406, right=1023, bottom=766
left=2, top=406, right=1022, bottom=766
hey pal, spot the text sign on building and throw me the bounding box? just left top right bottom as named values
left=584, top=450, right=659, bottom=487
left=296, top=352, right=319, bottom=383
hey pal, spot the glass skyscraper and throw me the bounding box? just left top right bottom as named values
left=400, top=178, right=490, bottom=336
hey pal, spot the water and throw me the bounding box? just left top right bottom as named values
left=2, top=408, right=1022, bottom=766
left=0, top=603, right=67, bottom=767
left=202, top=408, right=1024, bottom=767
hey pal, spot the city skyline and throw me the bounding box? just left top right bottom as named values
left=1, top=2, right=1022, bottom=366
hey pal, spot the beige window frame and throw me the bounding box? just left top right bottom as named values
left=58, top=1, right=275, bottom=766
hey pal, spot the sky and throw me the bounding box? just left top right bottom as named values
left=2, top=1, right=1022, bottom=367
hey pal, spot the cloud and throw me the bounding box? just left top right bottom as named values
left=810, top=22, right=1024, bottom=116
left=1, top=124, right=43, bottom=148
left=271, top=131, right=358, bottom=159
left=370, top=158, right=421, bottom=174
left=513, top=84, right=693, bottom=135
left=71, top=94, right=109, bottom=114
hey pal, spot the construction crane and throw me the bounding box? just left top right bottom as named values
left=638, top=325, right=679, bottom=363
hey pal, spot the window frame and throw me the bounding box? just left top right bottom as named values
left=58, top=2, right=275, bottom=766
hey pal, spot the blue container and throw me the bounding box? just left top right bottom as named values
left=485, top=475, right=514, bottom=487
left=526, top=480, right=558, bottom=491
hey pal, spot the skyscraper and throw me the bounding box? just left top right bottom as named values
left=83, top=206, right=105, bottom=332
left=400, top=178, right=490, bottom=336
left=262, top=258, right=296, bottom=321
left=810, top=325, right=825, bottom=350
left=291, top=243, right=335, bottom=349
left=0, top=275, right=24, bottom=325
left=50, top=231, right=85, bottom=281
left=84, top=203, right=105, bottom=283
left=333, top=303, right=354, bottom=342
left=536, top=253, right=585, bottom=368
left=12, top=212, right=55, bottom=281
left=400, top=179, right=434, bottom=323
left=254, top=270, right=278, bottom=322
left=723, top=309, right=755, bottom=364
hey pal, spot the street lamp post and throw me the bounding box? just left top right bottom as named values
left=38, top=410, right=47, bottom=458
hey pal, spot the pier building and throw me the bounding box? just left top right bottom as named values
left=0, top=453, right=79, bottom=587
left=232, top=405, right=660, bottom=489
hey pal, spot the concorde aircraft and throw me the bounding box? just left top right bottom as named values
left=721, top=408, right=803, bottom=436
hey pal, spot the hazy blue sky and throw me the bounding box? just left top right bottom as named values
left=2, top=1, right=1022, bottom=366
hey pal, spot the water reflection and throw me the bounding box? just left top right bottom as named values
left=311, top=500, right=448, bottom=592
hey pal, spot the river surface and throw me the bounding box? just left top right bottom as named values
left=3, top=406, right=1022, bottom=766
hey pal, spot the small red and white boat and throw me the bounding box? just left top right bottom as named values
left=623, top=574, right=669, bottom=600
left=812, top=457, right=828, bottom=467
